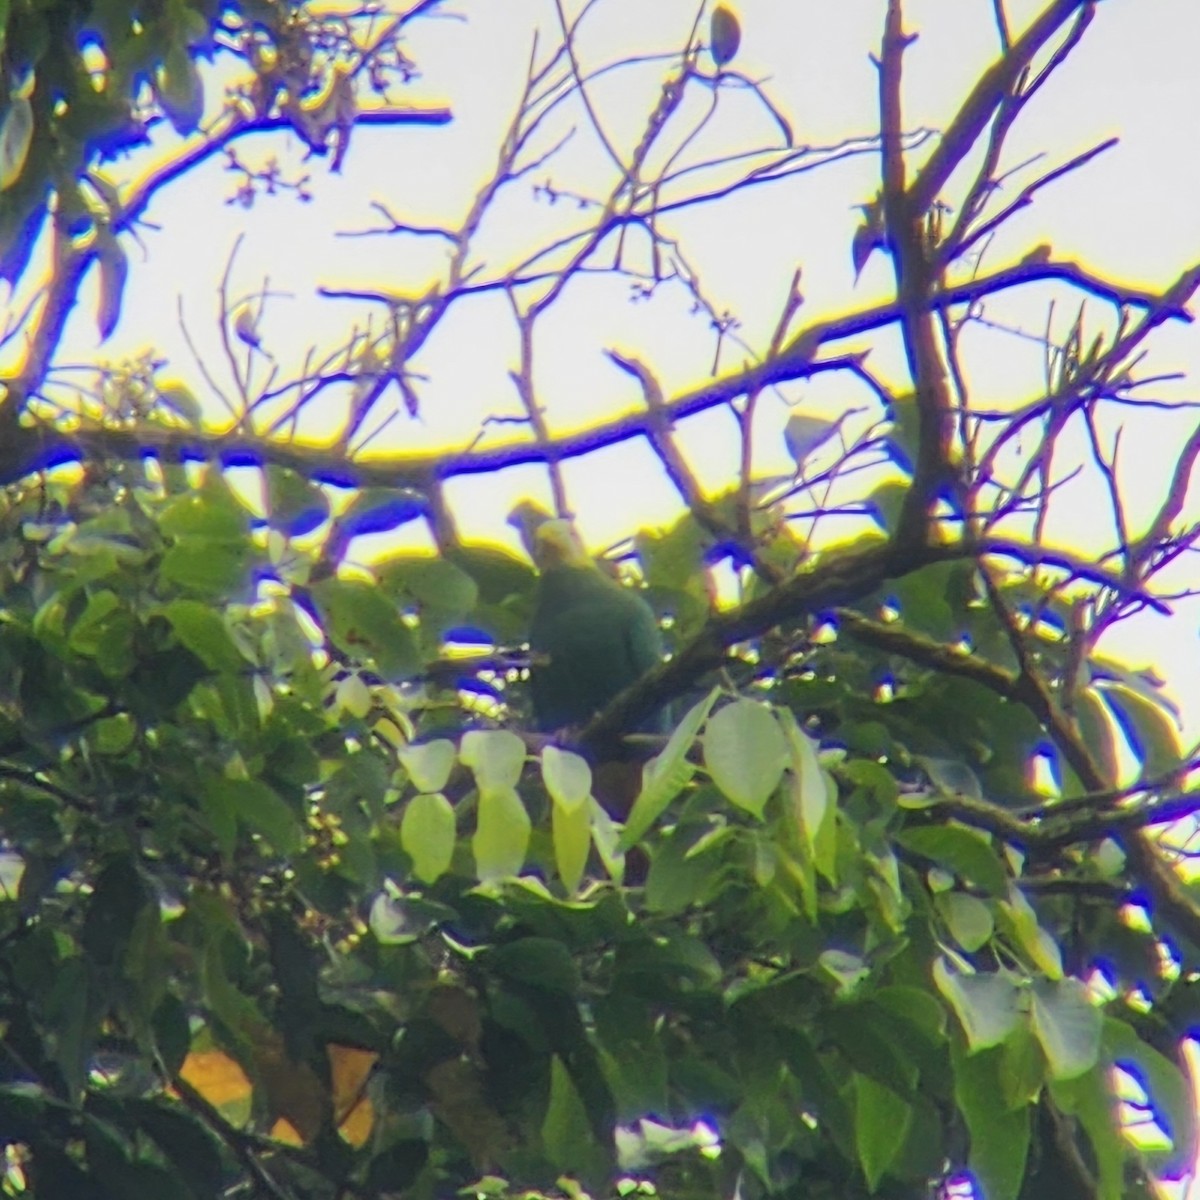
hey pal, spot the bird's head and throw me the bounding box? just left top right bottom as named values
left=532, top=519, right=592, bottom=570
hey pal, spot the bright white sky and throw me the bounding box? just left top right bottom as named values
left=17, top=0, right=1200, bottom=737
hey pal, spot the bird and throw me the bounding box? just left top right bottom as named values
left=526, top=520, right=666, bottom=736
left=709, top=4, right=741, bottom=69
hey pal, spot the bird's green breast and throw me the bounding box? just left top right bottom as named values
left=529, top=565, right=664, bottom=732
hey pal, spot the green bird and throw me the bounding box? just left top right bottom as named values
left=527, top=520, right=666, bottom=735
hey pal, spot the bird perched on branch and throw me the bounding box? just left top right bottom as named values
left=526, top=520, right=666, bottom=736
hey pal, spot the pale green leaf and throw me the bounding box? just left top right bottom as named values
left=619, top=688, right=717, bottom=849
left=999, top=885, right=1062, bottom=979
left=940, top=892, right=994, bottom=952
left=542, top=745, right=593, bottom=814
left=401, top=792, right=457, bottom=885
left=473, top=786, right=531, bottom=881
left=553, top=798, right=591, bottom=895
left=460, top=730, right=527, bottom=792
left=933, top=958, right=1022, bottom=1052
left=1029, top=978, right=1100, bottom=1080
left=398, top=740, right=457, bottom=794
left=703, top=699, right=785, bottom=816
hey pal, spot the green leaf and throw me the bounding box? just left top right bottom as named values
left=1074, top=689, right=1118, bottom=784
left=208, top=778, right=301, bottom=855
left=1102, top=1017, right=1196, bottom=1174
left=94, top=228, right=128, bottom=342
left=933, top=959, right=1022, bottom=1052
left=1101, top=683, right=1181, bottom=776
left=400, top=792, right=456, bottom=885
left=619, top=688, right=718, bottom=849
left=855, top=1074, right=912, bottom=1191
left=997, top=885, right=1062, bottom=979
left=493, top=937, right=580, bottom=994
left=0, top=95, right=33, bottom=192
left=473, top=786, right=530, bottom=881
left=460, top=729, right=527, bottom=792
left=398, top=739, right=457, bottom=794
left=998, top=1022, right=1044, bottom=1110
left=703, top=699, right=786, bottom=817
left=265, top=466, right=329, bottom=537
left=543, top=1055, right=608, bottom=1182
left=157, top=42, right=204, bottom=134
left=553, top=796, right=591, bottom=894
left=951, top=1041, right=1030, bottom=1200
left=1049, top=1068, right=1123, bottom=1200
left=92, top=712, right=136, bottom=754
left=939, top=892, right=994, bottom=951
left=159, top=487, right=249, bottom=541
left=1029, top=978, right=1100, bottom=1080
left=162, top=599, right=246, bottom=672
left=778, top=709, right=836, bottom=881
left=377, top=554, right=479, bottom=629
left=895, top=825, right=1007, bottom=896
left=542, top=745, right=592, bottom=815
left=159, top=540, right=250, bottom=597
left=311, top=578, right=418, bottom=675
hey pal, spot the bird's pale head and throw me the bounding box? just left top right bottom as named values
left=533, top=519, right=592, bottom=570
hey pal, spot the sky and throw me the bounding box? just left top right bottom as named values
left=7, top=0, right=1200, bottom=1190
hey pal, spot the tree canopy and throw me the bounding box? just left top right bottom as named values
left=1, top=2, right=1199, bottom=1199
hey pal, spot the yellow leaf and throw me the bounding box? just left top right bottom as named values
left=178, top=1049, right=252, bottom=1109
left=330, top=1044, right=378, bottom=1147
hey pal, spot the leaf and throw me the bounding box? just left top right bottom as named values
left=460, top=729, right=526, bottom=792
left=159, top=541, right=250, bottom=597
left=778, top=709, right=836, bottom=882
left=178, top=1049, right=253, bottom=1117
left=703, top=698, right=786, bottom=817
left=1102, top=1017, right=1196, bottom=1174
left=933, top=959, right=1022, bottom=1052
left=400, top=793, right=456, bottom=885
left=162, top=599, right=246, bottom=672
left=542, top=745, right=593, bottom=815
left=311, top=578, right=418, bottom=675
left=951, top=1041, right=1030, bottom=1200
left=553, top=797, right=591, bottom=894
left=266, top=467, right=329, bottom=537
left=998, top=885, right=1062, bottom=979
left=855, top=1074, right=912, bottom=1191
left=207, top=778, right=301, bottom=855
left=1028, top=978, right=1100, bottom=1081
left=543, top=1055, right=605, bottom=1180
left=398, top=739, right=457, bottom=794
left=619, top=688, right=718, bottom=849
left=919, top=755, right=982, bottom=801
left=1049, top=1068, right=1124, bottom=1200
left=492, top=937, right=579, bottom=994
left=473, top=786, right=530, bottom=881
left=0, top=94, right=33, bottom=191
left=1101, top=683, right=1181, bottom=776
left=94, top=228, right=128, bottom=341
left=157, top=43, right=204, bottom=135
left=329, top=1044, right=378, bottom=1147
left=895, top=825, right=1007, bottom=896
left=939, top=892, right=994, bottom=952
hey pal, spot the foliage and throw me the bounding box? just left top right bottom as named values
left=1, top=2, right=1199, bottom=1200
